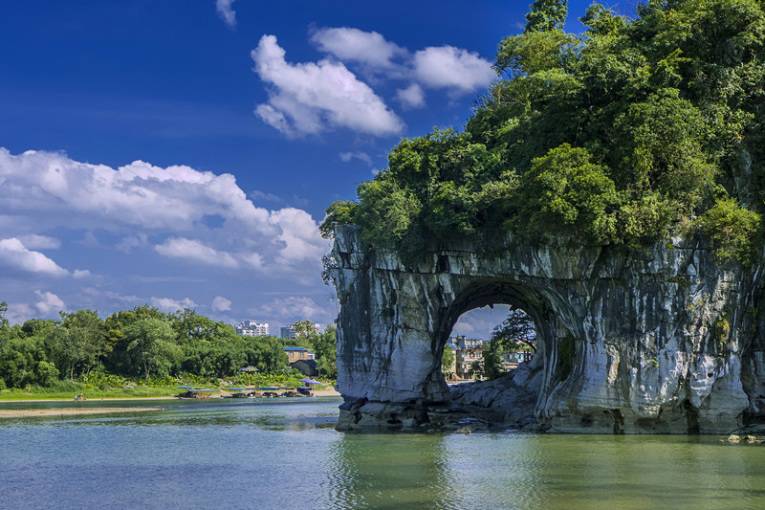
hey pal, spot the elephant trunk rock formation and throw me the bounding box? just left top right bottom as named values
left=327, top=225, right=765, bottom=434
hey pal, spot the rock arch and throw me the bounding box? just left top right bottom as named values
left=328, top=225, right=764, bottom=434
left=432, top=279, right=569, bottom=416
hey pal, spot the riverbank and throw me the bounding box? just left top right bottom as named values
left=0, top=396, right=178, bottom=403
left=0, top=407, right=163, bottom=419
left=312, top=388, right=341, bottom=397
left=0, top=388, right=180, bottom=401
left=0, top=375, right=338, bottom=401
left=0, top=390, right=341, bottom=403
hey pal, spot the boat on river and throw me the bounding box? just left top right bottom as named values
left=176, top=386, right=219, bottom=399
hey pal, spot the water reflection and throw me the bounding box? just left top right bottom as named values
left=1, top=400, right=765, bottom=510
left=442, top=434, right=765, bottom=510
left=323, top=432, right=765, bottom=510
left=328, top=433, right=458, bottom=510
left=0, top=397, right=340, bottom=429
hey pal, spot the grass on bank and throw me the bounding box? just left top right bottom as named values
left=0, top=372, right=336, bottom=401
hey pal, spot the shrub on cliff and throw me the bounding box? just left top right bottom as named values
left=698, top=198, right=761, bottom=264
left=515, top=144, right=620, bottom=244
left=322, top=0, right=765, bottom=264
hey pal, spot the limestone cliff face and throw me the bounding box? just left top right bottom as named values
left=328, top=225, right=765, bottom=434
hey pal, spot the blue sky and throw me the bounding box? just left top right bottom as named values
left=0, top=0, right=637, bottom=336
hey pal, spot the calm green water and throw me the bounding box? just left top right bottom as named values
left=1, top=399, right=764, bottom=510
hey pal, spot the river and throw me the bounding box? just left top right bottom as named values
left=0, top=398, right=763, bottom=510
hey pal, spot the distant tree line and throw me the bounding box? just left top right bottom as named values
left=0, top=302, right=336, bottom=390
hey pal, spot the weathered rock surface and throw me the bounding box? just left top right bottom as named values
left=328, top=225, right=765, bottom=434
left=448, top=357, right=543, bottom=430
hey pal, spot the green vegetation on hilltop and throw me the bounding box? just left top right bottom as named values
left=322, top=0, right=765, bottom=264
left=0, top=304, right=336, bottom=398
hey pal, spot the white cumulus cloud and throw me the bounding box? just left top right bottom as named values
left=339, top=151, right=372, bottom=165
left=0, top=238, right=68, bottom=277
left=413, top=46, right=496, bottom=93
left=0, top=148, right=271, bottom=232
left=310, top=27, right=406, bottom=71
left=268, top=208, right=326, bottom=265
left=395, top=83, right=426, bottom=109
left=254, top=296, right=336, bottom=324
left=72, top=269, right=91, bottom=279
left=306, top=27, right=495, bottom=108
left=155, top=237, right=240, bottom=268
left=0, top=148, right=328, bottom=279
left=151, top=296, right=197, bottom=312
left=115, top=233, right=148, bottom=253
left=212, top=295, right=232, bottom=312
left=5, top=303, right=33, bottom=324
left=251, top=35, right=403, bottom=137
left=215, top=0, right=237, bottom=29
left=240, top=252, right=264, bottom=270
left=18, top=234, right=61, bottom=250
left=34, top=290, right=65, bottom=315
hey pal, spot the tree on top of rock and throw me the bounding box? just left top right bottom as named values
left=525, top=0, right=568, bottom=32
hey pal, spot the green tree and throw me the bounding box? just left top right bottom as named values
left=580, top=3, right=627, bottom=36
left=496, top=29, right=576, bottom=75
left=181, top=339, right=242, bottom=378
left=612, top=88, right=716, bottom=210
left=525, top=0, right=568, bottom=33
left=698, top=197, right=761, bottom=264
left=355, top=176, right=422, bottom=250
left=491, top=308, right=537, bottom=353
left=323, top=0, right=765, bottom=266
left=243, top=336, right=289, bottom=373
left=517, top=144, right=620, bottom=243
left=482, top=338, right=506, bottom=380
left=483, top=309, right=537, bottom=380
left=45, top=310, right=107, bottom=380
left=35, top=361, right=59, bottom=386
left=21, top=319, right=56, bottom=338
left=104, top=305, right=167, bottom=374
left=290, top=320, right=320, bottom=343
left=170, top=310, right=244, bottom=377
left=0, top=301, right=7, bottom=329
left=123, top=318, right=181, bottom=379
left=172, top=309, right=238, bottom=344
left=441, top=347, right=456, bottom=378
left=313, top=325, right=337, bottom=378
left=0, top=336, right=58, bottom=388
left=320, top=201, right=358, bottom=238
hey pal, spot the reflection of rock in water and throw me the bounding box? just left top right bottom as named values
left=328, top=225, right=765, bottom=434
left=327, top=434, right=458, bottom=510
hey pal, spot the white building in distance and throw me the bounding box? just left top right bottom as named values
left=236, top=320, right=269, bottom=337
left=454, top=336, right=483, bottom=350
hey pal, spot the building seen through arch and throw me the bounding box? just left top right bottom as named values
left=443, top=304, right=537, bottom=382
